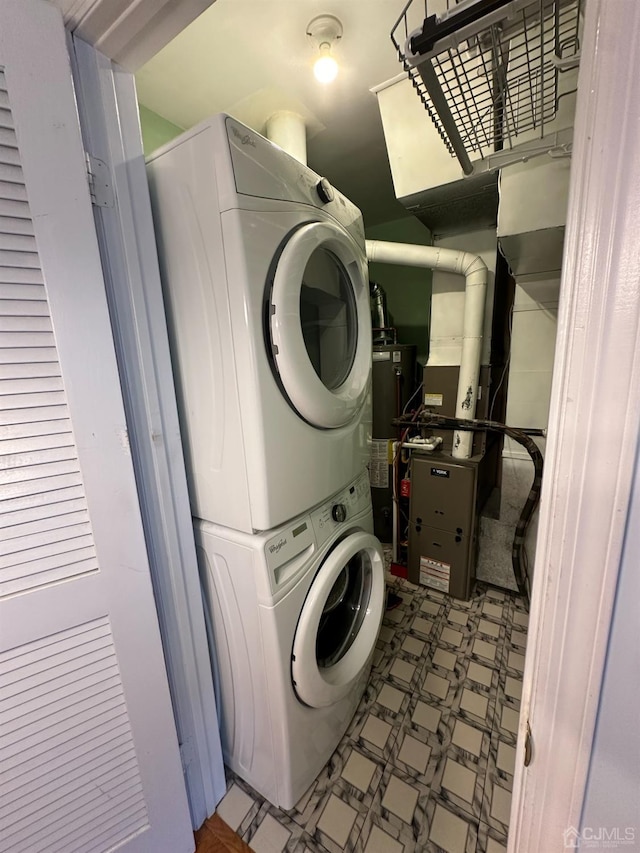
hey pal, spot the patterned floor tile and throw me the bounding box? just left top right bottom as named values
left=292, top=786, right=370, bottom=853
left=376, top=681, right=412, bottom=717
left=244, top=805, right=302, bottom=852
left=401, top=634, right=428, bottom=660
left=388, top=718, right=439, bottom=787
left=498, top=669, right=523, bottom=713
left=383, top=653, right=425, bottom=693
left=383, top=604, right=414, bottom=633
left=348, top=692, right=404, bottom=764
left=216, top=781, right=259, bottom=833
left=426, top=718, right=491, bottom=822
left=480, top=776, right=513, bottom=837
left=421, top=668, right=458, bottom=705
left=222, top=771, right=265, bottom=838
left=337, top=745, right=386, bottom=811
left=353, top=808, right=421, bottom=853
left=493, top=700, right=521, bottom=746
left=466, top=659, right=500, bottom=692
left=407, top=692, right=450, bottom=751
left=512, top=610, right=529, bottom=629
left=423, top=795, right=480, bottom=853
left=420, top=597, right=446, bottom=620
left=375, top=763, right=433, bottom=843
left=476, top=821, right=509, bottom=853
left=480, top=730, right=518, bottom=843
left=451, top=682, right=496, bottom=734
left=278, top=748, right=346, bottom=830
left=219, top=575, right=528, bottom=853
left=409, top=613, right=440, bottom=643
left=445, top=607, right=472, bottom=629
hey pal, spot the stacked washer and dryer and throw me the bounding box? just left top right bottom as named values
left=147, top=115, right=385, bottom=810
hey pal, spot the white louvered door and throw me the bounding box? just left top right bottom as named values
left=0, top=3, right=193, bottom=852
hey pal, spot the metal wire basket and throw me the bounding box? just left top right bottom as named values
left=391, top=0, right=583, bottom=175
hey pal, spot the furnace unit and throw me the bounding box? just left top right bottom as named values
left=407, top=360, right=504, bottom=598
left=407, top=447, right=498, bottom=599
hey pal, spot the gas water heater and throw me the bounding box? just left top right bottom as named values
left=370, top=342, right=416, bottom=542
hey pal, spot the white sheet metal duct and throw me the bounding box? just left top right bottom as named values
left=365, top=240, right=488, bottom=459
left=265, top=111, right=307, bottom=165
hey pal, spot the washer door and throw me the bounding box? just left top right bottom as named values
left=269, top=221, right=371, bottom=429
left=292, top=531, right=384, bottom=708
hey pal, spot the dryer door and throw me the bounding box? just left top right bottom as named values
left=269, top=221, right=371, bottom=429
left=292, top=531, right=384, bottom=708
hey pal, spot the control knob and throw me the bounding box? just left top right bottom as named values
left=331, top=503, right=347, bottom=523
left=316, top=177, right=334, bottom=204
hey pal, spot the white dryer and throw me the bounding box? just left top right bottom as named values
left=194, top=470, right=385, bottom=809
left=147, top=114, right=372, bottom=533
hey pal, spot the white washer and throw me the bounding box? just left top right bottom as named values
left=194, top=470, right=385, bottom=809
left=147, top=114, right=372, bottom=534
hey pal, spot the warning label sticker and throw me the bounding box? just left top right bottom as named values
left=419, top=556, right=451, bottom=593
left=369, top=440, right=391, bottom=488
left=424, top=393, right=444, bottom=407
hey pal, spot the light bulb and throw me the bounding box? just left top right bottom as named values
left=314, top=44, right=338, bottom=83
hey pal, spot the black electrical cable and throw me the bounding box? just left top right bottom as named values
left=392, top=412, right=543, bottom=607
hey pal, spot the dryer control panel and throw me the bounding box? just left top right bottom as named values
left=311, top=470, right=371, bottom=548
left=224, top=116, right=365, bottom=248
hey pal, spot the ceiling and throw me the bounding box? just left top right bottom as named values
left=134, top=0, right=416, bottom=227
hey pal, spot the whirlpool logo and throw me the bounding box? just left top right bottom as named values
left=269, top=538, right=287, bottom=555
left=231, top=125, right=256, bottom=147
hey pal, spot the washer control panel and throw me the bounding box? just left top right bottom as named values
left=311, top=470, right=371, bottom=546
left=264, top=516, right=314, bottom=577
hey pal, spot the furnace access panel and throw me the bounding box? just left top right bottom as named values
left=408, top=454, right=479, bottom=600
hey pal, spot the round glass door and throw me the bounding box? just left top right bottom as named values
left=299, top=248, right=357, bottom=392
left=316, top=549, right=371, bottom=668
left=269, top=221, right=371, bottom=429
left=292, top=532, right=385, bottom=709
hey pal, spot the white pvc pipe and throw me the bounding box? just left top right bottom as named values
left=366, top=240, right=488, bottom=459
left=265, top=111, right=307, bottom=165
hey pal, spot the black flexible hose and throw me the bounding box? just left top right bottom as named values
left=392, top=412, right=543, bottom=606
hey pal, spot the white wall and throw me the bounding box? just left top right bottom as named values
left=505, top=276, right=559, bottom=458
left=580, top=443, right=640, bottom=841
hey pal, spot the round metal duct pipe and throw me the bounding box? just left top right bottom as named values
left=265, top=111, right=307, bottom=165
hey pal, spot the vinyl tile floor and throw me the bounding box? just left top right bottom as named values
left=215, top=574, right=528, bottom=853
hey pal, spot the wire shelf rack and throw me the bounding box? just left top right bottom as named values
left=391, top=0, right=583, bottom=174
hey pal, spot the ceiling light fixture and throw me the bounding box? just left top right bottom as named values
left=307, top=14, right=343, bottom=84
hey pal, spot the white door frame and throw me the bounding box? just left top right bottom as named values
left=52, top=0, right=215, bottom=70
left=509, top=1, right=640, bottom=848
left=67, top=36, right=226, bottom=827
